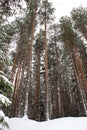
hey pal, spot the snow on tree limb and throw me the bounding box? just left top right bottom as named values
left=0, top=94, right=11, bottom=107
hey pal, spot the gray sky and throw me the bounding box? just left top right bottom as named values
left=49, top=0, right=87, bottom=21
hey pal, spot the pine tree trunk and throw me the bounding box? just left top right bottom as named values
left=11, top=63, right=21, bottom=117
left=24, top=0, right=38, bottom=117
left=55, top=43, right=64, bottom=117
left=67, top=43, right=87, bottom=116
left=44, top=13, right=49, bottom=120
left=11, top=29, right=23, bottom=82
left=35, top=50, right=40, bottom=120
left=74, top=46, right=87, bottom=92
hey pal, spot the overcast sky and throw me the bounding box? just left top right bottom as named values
left=49, top=0, right=87, bottom=21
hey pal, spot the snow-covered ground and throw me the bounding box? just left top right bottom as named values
left=1, top=116, right=87, bottom=130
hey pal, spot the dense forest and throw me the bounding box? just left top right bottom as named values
left=0, top=0, right=87, bottom=122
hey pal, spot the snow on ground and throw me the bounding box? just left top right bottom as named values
left=4, top=116, right=87, bottom=130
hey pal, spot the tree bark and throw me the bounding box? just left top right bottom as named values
left=44, top=12, right=49, bottom=120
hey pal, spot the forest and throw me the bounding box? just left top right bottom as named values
left=0, top=0, right=87, bottom=123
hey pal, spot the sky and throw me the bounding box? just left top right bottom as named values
left=49, top=0, right=87, bottom=21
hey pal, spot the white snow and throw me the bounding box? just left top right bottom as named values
left=0, top=110, right=5, bottom=117
left=0, top=74, right=13, bottom=86
left=9, top=40, right=17, bottom=54
left=3, top=116, right=87, bottom=130
left=0, top=94, right=11, bottom=106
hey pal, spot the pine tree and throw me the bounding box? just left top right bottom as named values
left=59, top=16, right=87, bottom=116
left=11, top=0, right=40, bottom=118
left=39, top=0, right=55, bottom=120
left=71, top=6, right=87, bottom=40
left=0, top=21, right=13, bottom=109
left=0, top=18, right=13, bottom=129
left=33, top=30, right=44, bottom=121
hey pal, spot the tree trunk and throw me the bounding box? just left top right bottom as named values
left=24, top=0, right=38, bottom=116
left=44, top=13, right=49, bottom=120
left=35, top=50, right=40, bottom=121
left=67, top=43, right=87, bottom=116
left=11, top=63, right=21, bottom=117
left=55, top=43, right=64, bottom=117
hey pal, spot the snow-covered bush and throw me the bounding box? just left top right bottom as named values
left=0, top=110, right=9, bottom=130
left=0, top=94, right=11, bottom=107
left=0, top=43, right=11, bottom=70
left=0, top=37, right=13, bottom=130
left=0, top=71, right=13, bottom=97
left=0, top=72, right=13, bottom=130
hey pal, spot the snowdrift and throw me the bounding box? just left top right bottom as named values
left=5, top=116, right=87, bottom=130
